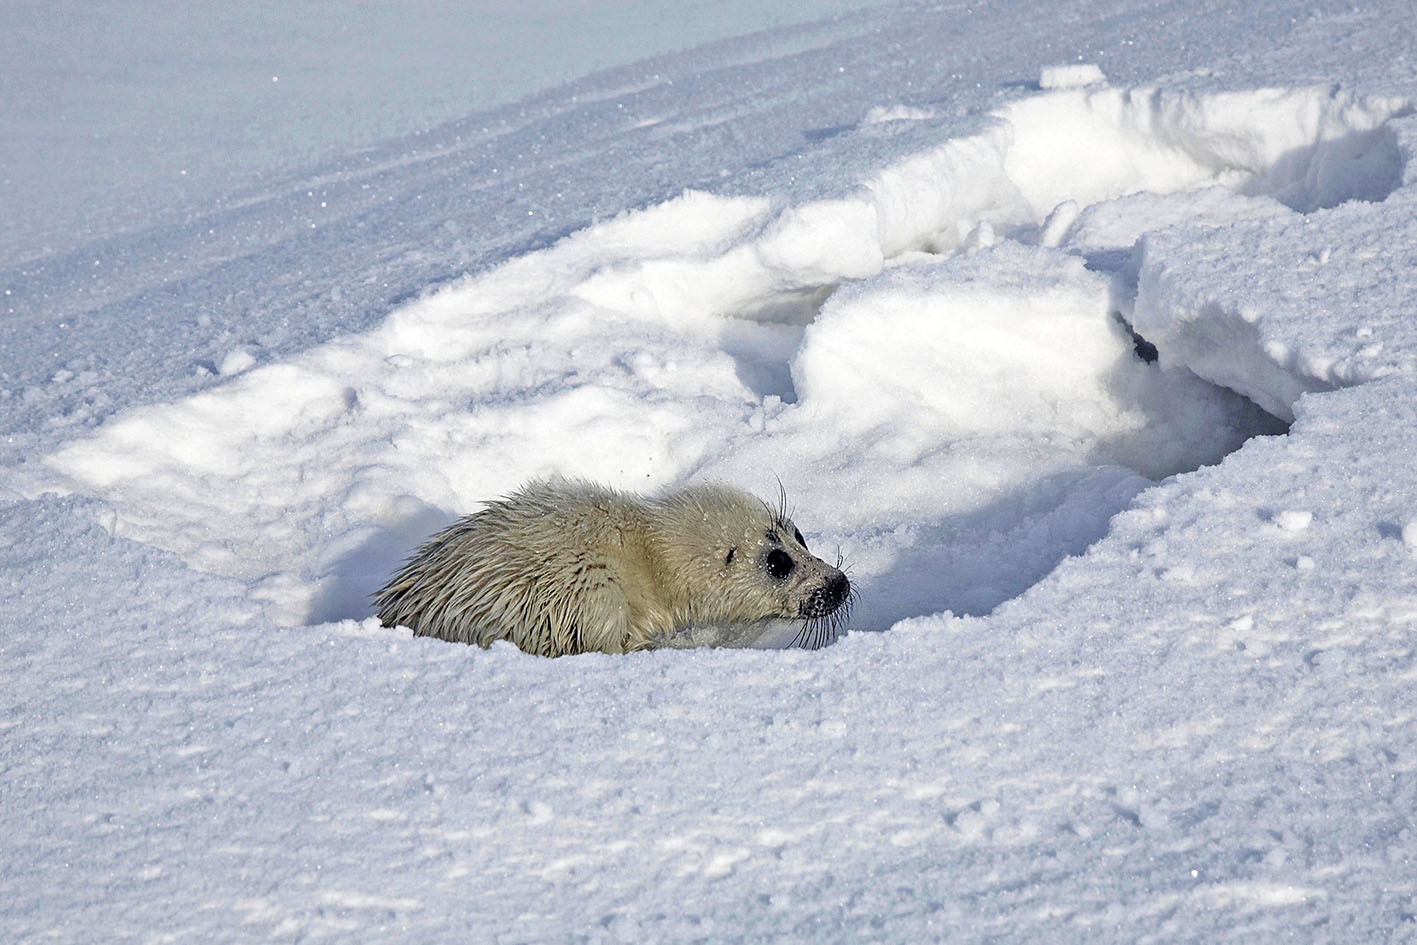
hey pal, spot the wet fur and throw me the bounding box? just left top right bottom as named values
left=374, top=478, right=851, bottom=656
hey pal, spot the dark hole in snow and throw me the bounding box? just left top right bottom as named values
left=1119, top=315, right=1160, bottom=364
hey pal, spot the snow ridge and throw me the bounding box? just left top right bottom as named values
left=27, top=81, right=1409, bottom=631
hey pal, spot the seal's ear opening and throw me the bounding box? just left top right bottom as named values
left=725, top=546, right=736, bottom=565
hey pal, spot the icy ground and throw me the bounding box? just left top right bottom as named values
left=4, top=1, right=1417, bottom=942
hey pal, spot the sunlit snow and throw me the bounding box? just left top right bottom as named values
left=4, top=2, right=1417, bottom=942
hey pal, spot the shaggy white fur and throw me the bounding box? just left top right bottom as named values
left=375, top=478, right=851, bottom=656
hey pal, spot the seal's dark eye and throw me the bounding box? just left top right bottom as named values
left=765, top=548, right=795, bottom=580
left=725, top=547, right=736, bottom=565
left=793, top=527, right=806, bottom=548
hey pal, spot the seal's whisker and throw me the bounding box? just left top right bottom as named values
left=791, top=596, right=853, bottom=650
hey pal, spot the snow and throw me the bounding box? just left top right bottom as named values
left=1040, top=63, right=1108, bottom=90
left=1133, top=184, right=1417, bottom=420
left=4, top=1, right=1417, bottom=942
left=0, top=0, right=892, bottom=262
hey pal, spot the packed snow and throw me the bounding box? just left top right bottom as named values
left=4, top=1, right=1417, bottom=942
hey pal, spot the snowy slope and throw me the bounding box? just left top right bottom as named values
left=4, top=1, right=1417, bottom=943
left=0, top=0, right=892, bottom=262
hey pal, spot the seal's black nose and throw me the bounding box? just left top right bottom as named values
left=802, top=570, right=851, bottom=618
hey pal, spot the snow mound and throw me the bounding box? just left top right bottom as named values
left=793, top=244, right=1266, bottom=475
left=1133, top=167, right=1417, bottom=420
left=1039, top=63, right=1107, bottom=90
left=33, top=82, right=1409, bottom=630
left=999, top=84, right=1408, bottom=216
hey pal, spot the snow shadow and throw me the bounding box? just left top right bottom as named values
left=1244, top=118, right=1409, bottom=212
left=304, top=502, right=451, bottom=625
left=848, top=470, right=1136, bottom=627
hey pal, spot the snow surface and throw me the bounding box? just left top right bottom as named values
left=5, top=1, right=1417, bottom=942
left=0, top=0, right=891, bottom=263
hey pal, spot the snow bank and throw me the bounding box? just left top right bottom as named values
left=1133, top=164, right=1417, bottom=420
left=32, top=82, right=1406, bottom=630
left=1000, top=84, right=1407, bottom=217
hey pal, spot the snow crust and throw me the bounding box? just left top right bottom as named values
left=1040, top=63, right=1107, bottom=90
left=5, top=2, right=1417, bottom=942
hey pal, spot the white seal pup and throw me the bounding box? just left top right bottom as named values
left=374, top=478, right=852, bottom=656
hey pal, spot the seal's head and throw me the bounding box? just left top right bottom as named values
left=651, top=484, right=852, bottom=646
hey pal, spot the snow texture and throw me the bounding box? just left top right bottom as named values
left=4, top=1, right=1417, bottom=942
left=1039, top=63, right=1108, bottom=90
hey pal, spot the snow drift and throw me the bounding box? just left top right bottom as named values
left=34, top=81, right=1404, bottom=630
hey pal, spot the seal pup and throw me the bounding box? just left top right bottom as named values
left=374, top=478, right=852, bottom=656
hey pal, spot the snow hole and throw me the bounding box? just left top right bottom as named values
left=37, top=82, right=1410, bottom=634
